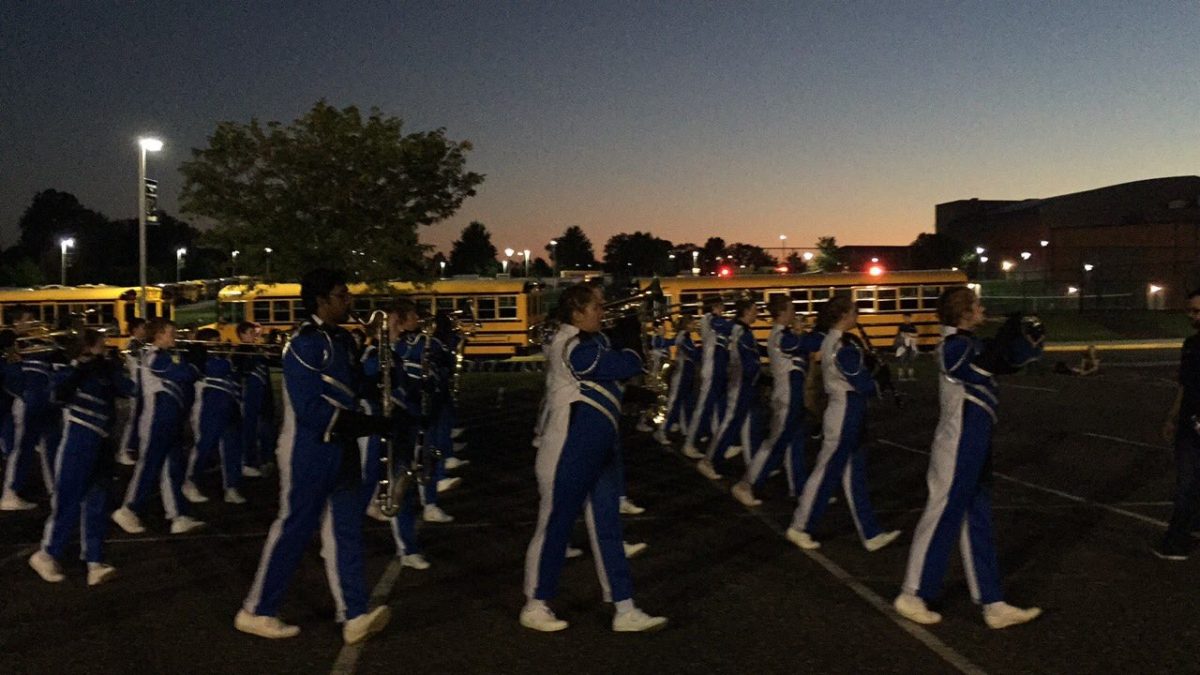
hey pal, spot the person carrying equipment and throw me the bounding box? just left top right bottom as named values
left=697, top=299, right=763, bottom=480
left=681, top=296, right=733, bottom=459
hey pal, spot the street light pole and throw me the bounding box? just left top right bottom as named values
left=60, top=237, right=75, bottom=285
left=549, top=240, right=558, bottom=280
left=523, top=249, right=531, bottom=278
left=231, top=250, right=240, bottom=276
left=264, top=247, right=273, bottom=279
left=176, top=247, right=187, bottom=282
left=137, top=137, right=162, bottom=318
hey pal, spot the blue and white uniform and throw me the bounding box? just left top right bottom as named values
left=243, top=317, right=372, bottom=624
left=4, top=354, right=62, bottom=501
left=901, top=326, right=1041, bottom=604
left=683, top=311, right=732, bottom=448
left=524, top=324, right=642, bottom=603
left=41, top=357, right=132, bottom=564
left=187, top=352, right=245, bottom=490
left=706, top=320, right=762, bottom=474
left=659, top=328, right=698, bottom=434
left=241, top=350, right=276, bottom=470
left=359, top=344, right=421, bottom=557
left=744, top=326, right=824, bottom=495
left=393, top=332, right=451, bottom=505
left=122, top=346, right=199, bottom=520
left=790, top=328, right=886, bottom=543
left=116, top=339, right=146, bottom=461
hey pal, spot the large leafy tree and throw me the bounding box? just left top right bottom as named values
left=814, top=236, right=843, bottom=272
left=603, top=231, right=675, bottom=276
left=909, top=232, right=968, bottom=270
left=725, top=242, right=777, bottom=270
left=448, top=221, right=498, bottom=275
left=699, top=237, right=728, bottom=274
left=179, top=100, right=484, bottom=282
left=547, top=225, right=598, bottom=269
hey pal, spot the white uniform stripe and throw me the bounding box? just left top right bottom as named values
left=243, top=385, right=298, bottom=614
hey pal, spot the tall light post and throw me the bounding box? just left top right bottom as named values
left=523, top=249, right=531, bottom=278
left=137, top=136, right=163, bottom=318
left=779, top=234, right=787, bottom=262
left=439, top=260, right=446, bottom=277
left=176, top=247, right=187, bottom=282
left=549, top=240, right=558, bottom=280
left=504, top=247, right=514, bottom=276
left=231, top=250, right=240, bottom=276
left=264, top=247, right=273, bottom=279
left=691, top=250, right=699, bottom=275
left=59, top=237, right=75, bottom=285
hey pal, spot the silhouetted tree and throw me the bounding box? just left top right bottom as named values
left=448, top=221, right=499, bottom=275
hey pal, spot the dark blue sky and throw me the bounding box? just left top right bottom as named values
left=3, top=1, right=1197, bottom=257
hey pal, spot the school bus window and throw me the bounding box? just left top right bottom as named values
left=436, top=297, right=456, bottom=312
left=476, top=297, right=496, bottom=320
left=99, top=303, right=116, bottom=326
left=219, top=301, right=245, bottom=324
left=921, top=286, right=941, bottom=309
left=899, top=286, right=920, bottom=311
left=253, top=300, right=271, bottom=323
left=877, top=288, right=898, bottom=312
left=854, top=288, right=876, bottom=312
left=269, top=300, right=289, bottom=323
left=811, top=288, right=831, bottom=301
left=789, top=289, right=810, bottom=313
left=498, top=295, right=518, bottom=319
left=353, top=297, right=374, bottom=314
left=415, top=299, right=432, bottom=315
left=678, top=293, right=701, bottom=315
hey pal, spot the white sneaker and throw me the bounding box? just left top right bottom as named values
left=0, top=493, right=37, bottom=511
left=612, top=608, right=668, bottom=633
left=786, top=528, right=820, bottom=550
left=87, top=563, right=118, bottom=587
left=681, top=444, right=705, bottom=460
left=635, top=420, right=653, bottom=433
left=520, top=602, right=568, bottom=632
left=29, top=551, right=64, bottom=583
left=116, top=452, right=137, bottom=466
left=983, top=602, right=1042, bottom=629
left=400, top=553, right=431, bottom=570
left=894, top=593, right=941, bottom=625
left=241, top=465, right=263, bottom=478
left=623, top=541, right=648, bottom=559
left=437, top=477, right=462, bottom=493
left=235, top=610, right=300, bottom=639
left=423, top=504, right=454, bottom=523
left=170, top=515, right=207, bottom=534
left=451, top=427, right=465, bottom=439
left=111, top=506, right=145, bottom=534
left=182, top=482, right=209, bottom=504
left=695, top=459, right=721, bottom=481
left=344, top=606, right=391, bottom=645
left=619, top=497, right=646, bottom=515
left=652, top=430, right=671, bottom=446
left=224, top=488, right=247, bottom=505
left=731, top=481, right=762, bottom=507
left=565, top=546, right=584, bottom=559
left=864, top=530, right=902, bottom=552
left=444, top=457, right=470, bottom=470
left=365, top=502, right=389, bottom=522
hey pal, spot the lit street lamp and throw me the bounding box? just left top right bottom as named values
left=1020, top=251, right=1032, bottom=260
left=1040, top=240, right=1049, bottom=247
left=264, top=247, right=273, bottom=278
left=231, top=250, right=240, bottom=276
left=59, top=237, right=75, bottom=285
left=439, top=260, right=446, bottom=277
left=691, top=250, right=699, bottom=275
left=975, top=246, right=986, bottom=255
left=802, top=251, right=814, bottom=262
left=1083, top=263, right=1094, bottom=272
left=779, top=234, right=787, bottom=261
left=523, top=249, right=531, bottom=278
left=137, top=136, right=163, bottom=318
left=503, top=248, right=514, bottom=276
left=176, top=247, right=187, bottom=282
left=549, top=240, right=558, bottom=280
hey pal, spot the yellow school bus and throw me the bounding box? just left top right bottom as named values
left=653, top=269, right=970, bottom=350
left=211, top=279, right=548, bottom=357
left=0, top=284, right=174, bottom=344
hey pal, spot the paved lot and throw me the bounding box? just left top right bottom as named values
left=1, top=355, right=1196, bottom=675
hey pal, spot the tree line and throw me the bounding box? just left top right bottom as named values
left=0, top=100, right=969, bottom=288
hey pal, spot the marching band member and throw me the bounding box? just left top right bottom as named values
left=392, top=303, right=456, bottom=523
left=437, top=313, right=470, bottom=470
left=787, top=296, right=900, bottom=552
left=521, top=283, right=667, bottom=633
left=115, top=317, right=147, bottom=466
left=29, top=329, right=130, bottom=585
left=635, top=322, right=670, bottom=433
left=654, top=315, right=697, bottom=446
left=2, top=319, right=63, bottom=511
left=238, top=322, right=275, bottom=477
left=698, top=299, right=762, bottom=480
left=894, top=287, right=1043, bottom=629
left=237, top=268, right=391, bottom=643
left=112, top=319, right=206, bottom=534
left=1157, top=290, right=1200, bottom=561
left=681, top=296, right=732, bottom=459
left=894, top=313, right=919, bottom=381
left=732, top=296, right=823, bottom=506
left=183, top=328, right=247, bottom=505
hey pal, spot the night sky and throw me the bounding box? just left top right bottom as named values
left=3, top=1, right=1198, bottom=256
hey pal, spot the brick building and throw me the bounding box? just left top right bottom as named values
left=936, top=176, right=1200, bottom=308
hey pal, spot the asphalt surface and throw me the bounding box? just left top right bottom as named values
left=1, top=353, right=1197, bottom=675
